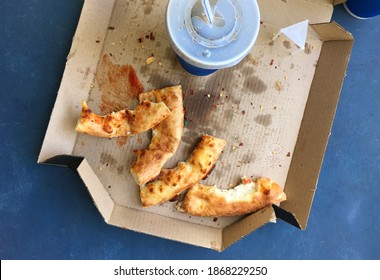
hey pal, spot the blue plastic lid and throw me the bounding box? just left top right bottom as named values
left=166, top=0, right=260, bottom=70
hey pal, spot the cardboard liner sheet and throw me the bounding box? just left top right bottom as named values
left=39, top=0, right=353, bottom=251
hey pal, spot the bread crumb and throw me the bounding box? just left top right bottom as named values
left=275, top=80, right=283, bottom=91
left=146, top=56, right=156, bottom=64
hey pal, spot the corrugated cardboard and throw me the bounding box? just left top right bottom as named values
left=39, top=0, right=353, bottom=251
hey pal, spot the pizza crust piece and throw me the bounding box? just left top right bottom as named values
left=130, top=85, right=184, bottom=186
left=178, top=177, right=286, bottom=217
left=140, top=134, right=226, bottom=207
left=75, top=100, right=171, bottom=138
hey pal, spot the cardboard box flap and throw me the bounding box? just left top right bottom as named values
left=38, top=0, right=115, bottom=163
left=222, top=206, right=276, bottom=251
left=257, top=0, right=333, bottom=26
left=109, top=205, right=223, bottom=251
left=311, top=21, right=354, bottom=41
left=281, top=22, right=353, bottom=229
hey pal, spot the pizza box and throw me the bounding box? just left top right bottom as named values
left=38, top=0, right=352, bottom=251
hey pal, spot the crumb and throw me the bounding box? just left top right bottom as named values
left=108, top=26, right=116, bottom=30
left=260, top=105, right=264, bottom=110
left=286, top=152, right=291, bottom=157
left=270, top=59, right=274, bottom=66
left=146, top=56, right=156, bottom=64
left=275, top=80, right=283, bottom=91
left=241, top=110, right=245, bottom=115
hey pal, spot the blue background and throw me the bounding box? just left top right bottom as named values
left=1, top=1, right=379, bottom=259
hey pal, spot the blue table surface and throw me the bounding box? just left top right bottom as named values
left=1, top=1, right=379, bottom=260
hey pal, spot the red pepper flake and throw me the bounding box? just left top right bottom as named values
left=239, top=143, right=244, bottom=146
left=145, top=34, right=150, bottom=39
left=212, top=104, right=218, bottom=110
left=241, top=110, right=246, bottom=115
left=286, top=152, right=291, bottom=157
left=242, top=177, right=252, bottom=184
left=149, top=32, right=155, bottom=41
left=213, top=217, right=218, bottom=222
left=270, top=59, right=274, bottom=66
left=138, top=37, right=143, bottom=43
left=96, top=40, right=100, bottom=43
left=260, top=21, right=263, bottom=24
left=108, top=26, right=116, bottom=30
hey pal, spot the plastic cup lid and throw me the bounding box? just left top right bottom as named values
left=166, top=0, right=260, bottom=70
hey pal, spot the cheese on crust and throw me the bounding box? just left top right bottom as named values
left=178, top=177, right=286, bottom=216
left=130, top=85, right=184, bottom=186
left=140, top=134, right=226, bottom=207
left=75, top=100, right=171, bottom=138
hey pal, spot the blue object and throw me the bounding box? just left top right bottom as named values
left=344, top=0, right=380, bottom=19
left=177, top=56, right=217, bottom=76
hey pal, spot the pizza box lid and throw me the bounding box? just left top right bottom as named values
left=38, top=0, right=353, bottom=251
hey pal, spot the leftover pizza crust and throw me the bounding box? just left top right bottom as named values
left=130, top=85, right=184, bottom=186
left=178, top=177, right=286, bottom=216
left=75, top=100, right=171, bottom=138
left=140, top=134, right=226, bottom=207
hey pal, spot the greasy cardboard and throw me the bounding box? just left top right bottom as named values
left=39, top=0, right=353, bottom=251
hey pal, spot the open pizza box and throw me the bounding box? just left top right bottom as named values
left=38, top=0, right=352, bottom=251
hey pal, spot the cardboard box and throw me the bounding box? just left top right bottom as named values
left=38, top=0, right=353, bottom=251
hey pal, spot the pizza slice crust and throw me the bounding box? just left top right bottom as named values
left=131, top=85, right=184, bottom=186
left=140, top=134, right=226, bottom=207
left=75, top=100, right=171, bottom=138
left=178, top=177, right=286, bottom=217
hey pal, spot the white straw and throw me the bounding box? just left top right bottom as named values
left=202, top=0, right=214, bottom=25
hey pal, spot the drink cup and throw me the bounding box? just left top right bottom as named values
left=166, top=0, right=260, bottom=76
left=343, top=0, right=380, bottom=19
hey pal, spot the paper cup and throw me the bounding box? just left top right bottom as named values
left=166, top=0, right=260, bottom=76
